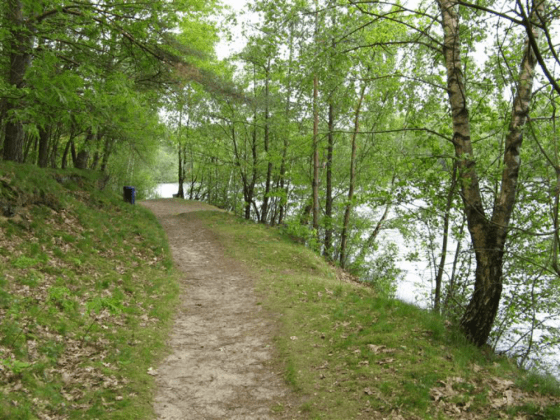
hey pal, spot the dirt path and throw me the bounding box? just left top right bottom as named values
left=140, top=200, right=296, bottom=420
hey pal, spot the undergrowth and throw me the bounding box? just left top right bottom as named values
left=0, top=162, right=179, bottom=420
left=194, top=210, right=560, bottom=420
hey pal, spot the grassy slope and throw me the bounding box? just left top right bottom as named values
left=2, top=162, right=559, bottom=420
left=0, top=163, right=179, bottom=420
left=193, top=211, right=560, bottom=420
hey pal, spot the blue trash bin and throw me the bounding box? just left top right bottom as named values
left=123, top=186, right=136, bottom=204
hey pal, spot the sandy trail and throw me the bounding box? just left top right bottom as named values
left=140, top=200, right=295, bottom=420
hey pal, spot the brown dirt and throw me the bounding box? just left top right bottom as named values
left=140, top=199, right=300, bottom=420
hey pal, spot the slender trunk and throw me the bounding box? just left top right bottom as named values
left=176, top=147, right=185, bottom=198
left=89, top=132, right=104, bottom=170
left=438, top=0, right=539, bottom=346
left=354, top=197, right=393, bottom=265
left=22, top=131, right=33, bottom=163
left=278, top=137, right=289, bottom=224
left=261, top=61, right=272, bottom=224
left=550, top=103, right=560, bottom=274
left=188, top=139, right=197, bottom=200
left=278, top=23, right=295, bottom=226
left=38, top=125, right=50, bottom=168
left=434, top=162, right=458, bottom=313
left=189, top=174, right=198, bottom=200
left=249, top=119, right=258, bottom=219
left=324, top=16, right=337, bottom=259
left=324, top=101, right=334, bottom=258
left=73, top=129, right=94, bottom=169
left=230, top=116, right=252, bottom=219
left=312, top=0, right=320, bottom=233
left=340, top=84, right=366, bottom=268
left=70, top=138, right=77, bottom=167
left=443, top=214, right=466, bottom=313
left=75, top=130, right=93, bottom=169
left=248, top=69, right=259, bottom=220
left=61, top=138, right=72, bottom=169
left=100, top=137, right=114, bottom=172
left=50, top=124, right=61, bottom=168
left=90, top=152, right=100, bottom=170
left=175, top=106, right=185, bottom=198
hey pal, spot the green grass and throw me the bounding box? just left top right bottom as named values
left=193, top=210, right=560, bottom=419
left=0, top=162, right=179, bottom=420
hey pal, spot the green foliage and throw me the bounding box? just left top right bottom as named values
left=0, top=359, right=32, bottom=376
left=11, top=256, right=39, bottom=269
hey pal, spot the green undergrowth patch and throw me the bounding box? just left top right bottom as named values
left=194, top=210, right=560, bottom=419
left=0, top=162, right=179, bottom=420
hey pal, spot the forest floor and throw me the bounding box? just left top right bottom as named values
left=140, top=199, right=301, bottom=419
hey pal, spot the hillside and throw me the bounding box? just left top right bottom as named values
left=191, top=211, right=560, bottom=419
left=0, top=163, right=179, bottom=419
left=1, top=163, right=560, bottom=419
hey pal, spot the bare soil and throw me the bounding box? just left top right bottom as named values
left=140, top=199, right=299, bottom=420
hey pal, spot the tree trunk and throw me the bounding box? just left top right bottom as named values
left=247, top=80, right=259, bottom=220
left=61, top=138, right=72, bottom=169
left=324, top=101, right=334, bottom=259
left=3, top=0, right=32, bottom=162
left=443, top=214, right=466, bottom=313
left=278, top=22, right=295, bottom=226
left=324, top=15, right=337, bottom=259
left=176, top=147, right=185, bottom=198
left=49, top=123, right=62, bottom=168
left=438, top=0, right=538, bottom=346
left=75, top=150, right=89, bottom=169
left=38, top=125, right=50, bottom=168
left=278, top=135, right=289, bottom=225
left=434, top=162, right=458, bottom=313
left=260, top=61, right=273, bottom=224
left=248, top=120, right=258, bottom=219
left=175, top=105, right=187, bottom=199
left=312, top=0, right=320, bottom=233
left=340, top=84, right=366, bottom=268
left=100, top=137, right=114, bottom=172
left=22, top=131, right=34, bottom=163
left=74, top=129, right=95, bottom=169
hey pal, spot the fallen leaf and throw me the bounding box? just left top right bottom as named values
left=368, top=344, right=385, bottom=354
left=316, top=361, right=329, bottom=370
left=505, top=389, right=514, bottom=405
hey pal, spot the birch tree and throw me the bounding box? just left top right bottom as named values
left=437, top=0, right=542, bottom=345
